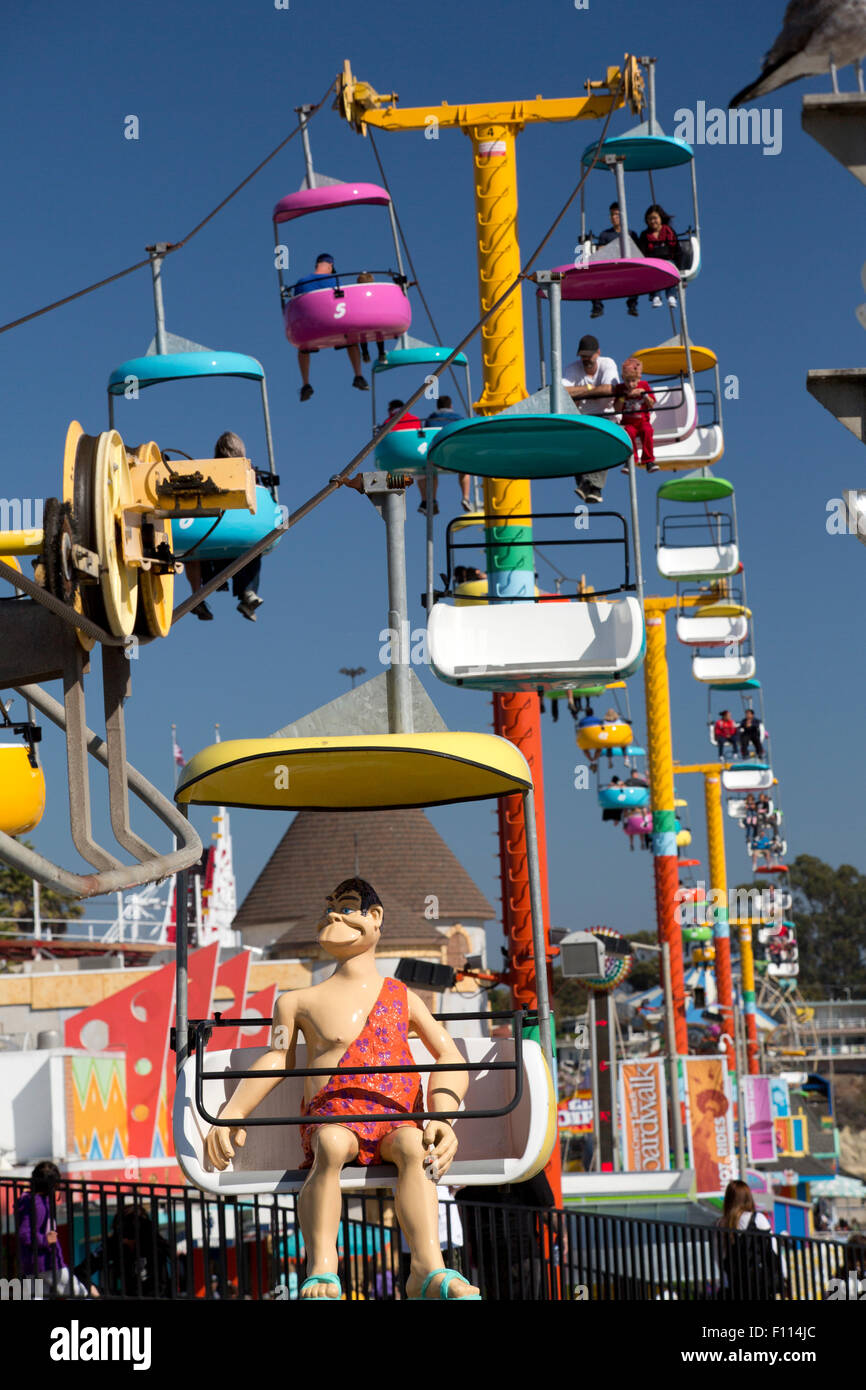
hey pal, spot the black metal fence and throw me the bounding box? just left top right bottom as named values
left=0, top=1176, right=855, bottom=1301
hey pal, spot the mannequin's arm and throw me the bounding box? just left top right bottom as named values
left=407, top=989, right=469, bottom=1179
left=204, top=992, right=299, bottom=1170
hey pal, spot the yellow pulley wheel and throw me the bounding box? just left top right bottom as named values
left=94, top=429, right=138, bottom=638
left=60, top=421, right=96, bottom=652
left=129, top=441, right=174, bottom=639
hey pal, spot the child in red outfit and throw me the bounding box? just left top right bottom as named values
left=615, top=357, right=657, bottom=472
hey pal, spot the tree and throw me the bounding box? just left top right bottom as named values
left=0, top=849, right=82, bottom=939
left=625, top=930, right=661, bottom=992
left=788, top=855, right=866, bottom=997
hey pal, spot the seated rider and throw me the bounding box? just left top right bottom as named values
left=186, top=431, right=266, bottom=623
left=205, top=877, right=480, bottom=1302
left=356, top=272, right=389, bottom=366
left=713, top=710, right=738, bottom=761
left=615, top=357, right=657, bottom=474
left=602, top=775, right=624, bottom=823
left=296, top=254, right=369, bottom=402
left=590, top=202, right=642, bottom=319
left=738, top=709, right=764, bottom=760
left=423, top=395, right=472, bottom=513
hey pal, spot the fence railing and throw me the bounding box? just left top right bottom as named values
left=0, top=1177, right=856, bottom=1301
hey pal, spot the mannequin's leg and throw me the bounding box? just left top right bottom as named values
left=297, top=1125, right=359, bottom=1298
left=381, top=1127, right=480, bottom=1299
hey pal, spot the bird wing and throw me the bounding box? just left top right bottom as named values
left=731, top=0, right=865, bottom=105
left=763, top=0, right=828, bottom=70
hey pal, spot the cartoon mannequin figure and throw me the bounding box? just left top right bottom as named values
left=205, top=877, right=480, bottom=1300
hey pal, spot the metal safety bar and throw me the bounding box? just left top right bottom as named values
left=281, top=269, right=409, bottom=303
left=189, top=1009, right=526, bottom=1128
left=660, top=512, right=735, bottom=545
left=444, top=510, right=633, bottom=599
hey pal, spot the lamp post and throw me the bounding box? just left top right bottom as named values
left=339, top=666, right=366, bottom=689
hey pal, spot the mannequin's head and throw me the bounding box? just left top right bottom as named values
left=317, top=878, right=383, bottom=958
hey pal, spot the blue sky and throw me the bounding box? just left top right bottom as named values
left=3, top=1, right=865, bottom=944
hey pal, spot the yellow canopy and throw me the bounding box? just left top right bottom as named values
left=695, top=602, right=752, bottom=619
left=175, top=733, right=533, bottom=811
left=632, top=344, right=718, bottom=375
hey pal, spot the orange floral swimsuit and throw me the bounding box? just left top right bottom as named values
left=299, top=977, right=424, bottom=1167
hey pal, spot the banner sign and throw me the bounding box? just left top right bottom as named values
left=742, top=1074, right=777, bottom=1164
left=558, top=1090, right=593, bottom=1133
left=683, top=1056, right=737, bottom=1195
left=618, top=1058, right=670, bottom=1172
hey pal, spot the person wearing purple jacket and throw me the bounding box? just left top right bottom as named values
left=15, top=1160, right=94, bottom=1297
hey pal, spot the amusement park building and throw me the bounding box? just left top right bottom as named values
left=232, top=807, right=496, bottom=997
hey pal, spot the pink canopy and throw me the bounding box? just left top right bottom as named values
left=546, top=259, right=680, bottom=302
left=273, top=183, right=391, bottom=225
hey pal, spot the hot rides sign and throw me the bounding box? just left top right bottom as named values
left=684, top=1056, right=737, bottom=1195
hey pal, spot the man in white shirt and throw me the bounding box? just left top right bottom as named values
left=562, top=334, right=620, bottom=503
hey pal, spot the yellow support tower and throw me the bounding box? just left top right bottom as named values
left=674, top=762, right=738, bottom=1079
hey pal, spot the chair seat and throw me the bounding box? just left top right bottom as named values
left=693, top=654, right=756, bottom=683
left=721, top=767, right=774, bottom=791
left=676, top=615, right=748, bottom=647
left=174, top=1034, right=554, bottom=1195
left=657, top=542, right=739, bottom=581
left=653, top=425, right=724, bottom=470
left=428, top=596, right=645, bottom=693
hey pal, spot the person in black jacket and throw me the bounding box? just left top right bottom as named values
left=590, top=203, right=642, bottom=319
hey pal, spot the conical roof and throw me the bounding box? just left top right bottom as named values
left=233, top=808, right=496, bottom=951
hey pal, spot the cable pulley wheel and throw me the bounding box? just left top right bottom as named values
left=60, top=421, right=97, bottom=651
left=93, top=429, right=138, bottom=638
left=128, top=440, right=174, bottom=639
left=42, top=498, right=79, bottom=607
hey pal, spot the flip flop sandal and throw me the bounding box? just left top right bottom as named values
left=299, top=1273, right=342, bottom=1300
left=410, top=1267, right=482, bottom=1300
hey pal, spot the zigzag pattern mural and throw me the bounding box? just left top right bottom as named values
left=67, top=1055, right=129, bottom=1161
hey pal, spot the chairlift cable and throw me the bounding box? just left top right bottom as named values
left=367, top=129, right=471, bottom=416
left=0, top=79, right=335, bottom=338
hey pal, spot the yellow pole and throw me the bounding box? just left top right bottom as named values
left=643, top=597, right=688, bottom=1055
left=0, top=531, right=43, bottom=556
left=687, top=768, right=736, bottom=1078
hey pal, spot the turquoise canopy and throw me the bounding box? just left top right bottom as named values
left=582, top=134, right=694, bottom=172
left=372, top=346, right=468, bottom=374
left=108, top=351, right=265, bottom=394
left=427, top=413, right=632, bottom=479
